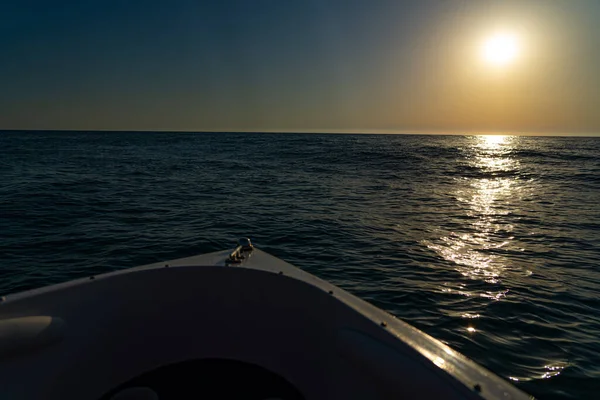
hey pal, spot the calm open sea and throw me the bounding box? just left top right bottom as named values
left=1, top=131, right=599, bottom=398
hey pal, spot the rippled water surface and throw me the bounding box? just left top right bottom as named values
left=1, top=132, right=600, bottom=398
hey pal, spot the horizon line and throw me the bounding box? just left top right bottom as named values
left=1, top=129, right=599, bottom=137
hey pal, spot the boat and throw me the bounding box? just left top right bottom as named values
left=0, top=238, right=531, bottom=400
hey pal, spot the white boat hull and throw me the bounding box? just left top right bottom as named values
left=0, top=247, right=530, bottom=399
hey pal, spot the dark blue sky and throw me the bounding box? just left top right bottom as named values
left=1, top=0, right=599, bottom=134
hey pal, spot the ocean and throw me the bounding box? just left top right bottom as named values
left=1, top=131, right=599, bottom=398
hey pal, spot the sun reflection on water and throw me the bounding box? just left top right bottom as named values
left=509, top=363, right=569, bottom=382
left=480, top=134, right=508, bottom=147
left=419, top=135, right=573, bottom=385
left=427, top=135, right=521, bottom=289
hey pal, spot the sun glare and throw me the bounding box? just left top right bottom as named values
left=482, top=33, right=519, bottom=66
left=481, top=135, right=507, bottom=147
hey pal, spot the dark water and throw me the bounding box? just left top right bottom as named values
left=1, top=131, right=600, bottom=398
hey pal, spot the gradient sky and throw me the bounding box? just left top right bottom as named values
left=1, top=0, right=599, bottom=134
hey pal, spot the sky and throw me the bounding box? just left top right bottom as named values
left=1, top=0, right=599, bottom=134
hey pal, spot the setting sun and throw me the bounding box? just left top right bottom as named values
left=482, top=33, right=519, bottom=66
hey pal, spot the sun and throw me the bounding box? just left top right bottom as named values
left=482, top=33, right=519, bottom=66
